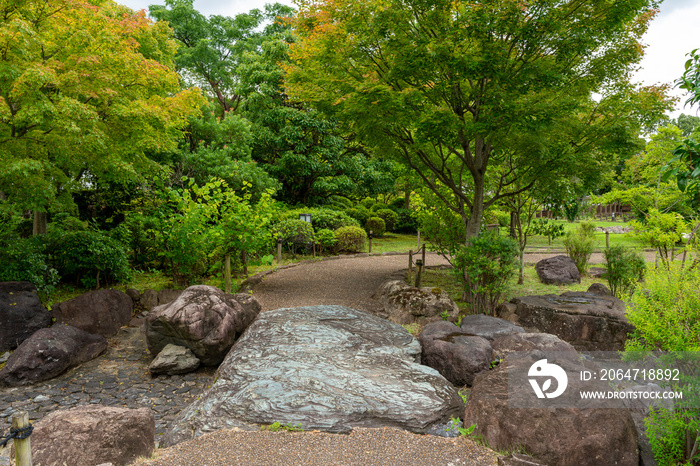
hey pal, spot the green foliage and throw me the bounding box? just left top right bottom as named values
left=393, top=207, right=419, bottom=233
left=280, top=208, right=359, bottom=232
left=453, top=234, right=519, bottom=315
left=563, top=222, right=596, bottom=275
left=603, top=246, right=646, bottom=298
left=531, top=219, right=565, bottom=244
left=632, top=209, right=688, bottom=268
left=360, top=199, right=376, bottom=210
left=273, top=219, right=315, bottom=258
left=0, top=236, right=59, bottom=297
left=417, top=199, right=466, bottom=261
left=440, top=311, right=450, bottom=321
left=345, top=207, right=370, bottom=226
left=677, top=48, right=700, bottom=109
left=365, top=217, right=386, bottom=237
left=485, top=209, right=510, bottom=228
left=334, top=226, right=367, bottom=253
left=261, top=422, right=303, bottom=432
left=645, top=408, right=695, bottom=466
left=370, top=203, right=386, bottom=213
left=375, top=208, right=398, bottom=232
left=315, top=228, right=337, bottom=254
left=47, top=230, right=131, bottom=289
left=401, top=322, right=420, bottom=336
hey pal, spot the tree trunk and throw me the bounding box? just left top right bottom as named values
left=510, top=212, right=517, bottom=239
left=33, top=210, right=47, bottom=235
left=465, top=174, right=485, bottom=240
left=404, top=189, right=410, bottom=209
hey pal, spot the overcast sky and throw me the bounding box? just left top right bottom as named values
left=119, top=0, right=700, bottom=118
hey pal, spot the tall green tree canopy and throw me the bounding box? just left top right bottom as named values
left=286, top=0, right=664, bottom=238
left=0, top=0, right=203, bottom=222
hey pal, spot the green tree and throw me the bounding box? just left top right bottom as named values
left=0, top=0, right=203, bottom=234
left=286, top=0, right=664, bottom=239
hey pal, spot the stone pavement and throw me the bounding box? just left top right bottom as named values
left=0, top=325, right=216, bottom=461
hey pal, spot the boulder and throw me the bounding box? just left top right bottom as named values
left=14, top=405, right=154, bottom=466
left=139, top=289, right=159, bottom=310
left=498, top=454, right=548, bottom=466
left=371, top=280, right=460, bottom=325
left=491, top=332, right=578, bottom=360
left=0, top=281, right=51, bottom=351
left=54, top=289, right=133, bottom=337
left=459, top=314, right=525, bottom=341
left=588, top=267, right=607, bottom=279
left=496, top=292, right=633, bottom=351
left=587, top=283, right=612, bottom=296
left=157, top=289, right=182, bottom=306
left=125, top=288, right=141, bottom=302
left=464, top=356, right=639, bottom=466
left=0, top=324, right=107, bottom=386
left=535, top=255, right=580, bottom=285
left=162, top=305, right=463, bottom=447
left=149, top=344, right=200, bottom=376
left=145, top=285, right=260, bottom=366
left=419, top=321, right=492, bottom=386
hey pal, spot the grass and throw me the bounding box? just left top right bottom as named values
left=370, top=232, right=422, bottom=254
left=511, top=219, right=646, bottom=252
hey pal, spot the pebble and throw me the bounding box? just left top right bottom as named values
left=0, top=327, right=216, bottom=465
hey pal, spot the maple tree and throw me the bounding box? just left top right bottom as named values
left=286, top=0, right=664, bottom=239
left=0, top=0, right=203, bottom=233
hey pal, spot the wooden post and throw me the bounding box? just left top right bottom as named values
left=415, top=259, right=423, bottom=288
left=421, top=244, right=426, bottom=269
left=368, top=231, right=373, bottom=253
left=12, top=411, right=32, bottom=466
left=313, top=241, right=316, bottom=258
left=606, top=231, right=609, bottom=249
left=224, top=254, right=231, bottom=294
left=277, top=238, right=282, bottom=264
left=417, top=230, right=421, bottom=249
left=408, top=250, right=413, bottom=283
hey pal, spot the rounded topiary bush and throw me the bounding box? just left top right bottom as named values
left=345, top=207, right=370, bottom=226
left=274, top=219, right=315, bottom=257
left=370, top=203, right=386, bottom=213
left=375, top=208, right=399, bottom=231
left=334, top=226, right=367, bottom=253
left=315, top=228, right=337, bottom=254
left=365, top=217, right=386, bottom=237
left=311, top=208, right=359, bottom=231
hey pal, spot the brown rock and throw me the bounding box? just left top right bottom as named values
left=459, top=314, right=525, bottom=341
left=54, top=289, right=132, bottom=337
left=140, top=289, right=158, bottom=310
left=157, top=289, right=182, bottom=306
left=0, top=324, right=107, bottom=386
left=145, top=285, right=261, bottom=365
left=491, top=332, right=578, bottom=360
left=464, top=357, right=639, bottom=466
left=0, top=281, right=51, bottom=351
left=498, top=292, right=633, bottom=351
left=587, top=282, right=612, bottom=296
left=535, top=255, right=580, bottom=285
left=419, top=321, right=493, bottom=386
left=14, top=405, right=154, bottom=466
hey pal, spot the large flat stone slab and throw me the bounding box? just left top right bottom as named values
left=162, top=305, right=463, bottom=447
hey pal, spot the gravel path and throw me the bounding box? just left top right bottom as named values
left=134, top=427, right=498, bottom=466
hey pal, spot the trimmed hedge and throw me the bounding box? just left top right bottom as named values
left=335, top=226, right=367, bottom=253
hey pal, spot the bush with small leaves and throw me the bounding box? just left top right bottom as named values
left=564, top=221, right=596, bottom=275
left=273, top=219, right=315, bottom=258
left=375, top=208, right=399, bottom=231
left=365, top=217, right=386, bottom=237
left=603, top=245, right=646, bottom=298
left=315, top=228, right=337, bottom=254
left=345, top=207, right=370, bottom=226
left=334, top=226, right=367, bottom=253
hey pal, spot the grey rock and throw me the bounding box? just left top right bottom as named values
left=145, top=285, right=260, bottom=366
left=162, top=305, right=463, bottom=447
left=0, top=324, right=107, bottom=386
left=426, top=417, right=463, bottom=438
left=125, top=289, right=141, bottom=301
left=419, top=321, right=492, bottom=386
left=588, top=267, right=607, bottom=279
left=0, top=352, right=9, bottom=364
left=498, top=292, right=632, bottom=351
left=491, top=332, right=578, bottom=360
left=157, top=289, right=182, bottom=306
left=459, top=314, right=525, bottom=341
left=0, top=281, right=51, bottom=351
left=149, top=344, right=200, bottom=376
left=464, top=356, right=639, bottom=466
left=33, top=395, right=50, bottom=403
left=19, top=405, right=154, bottom=466
left=535, top=255, right=581, bottom=285
left=54, top=289, right=133, bottom=337
left=371, top=280, right=460, bottom=325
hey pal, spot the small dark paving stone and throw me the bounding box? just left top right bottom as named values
left=0, top=326, right=213, bottom=456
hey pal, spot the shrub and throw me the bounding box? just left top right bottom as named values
left=603, top=245, right=646, bottom=298
left=564, top=221, right=596, bottom=274
left=315, top=228, right=337, bottom=254
left=624, top=264, right=700, bottom=465
left=453, top=233, right=519, bottom=315
left=531, top=219, right=565, bottom=245
left=370, top=203, right=386, bottom=213
left=311, top=208, right=359, bottom=231
left=46, top=229, right=131, bottom=288
left=632, top=209, right=688, bottom=268
left=365, top=217, right=386, bottom=237
left=334, top=226, right=367, bottom=253
left=360, top=198, right=376, bottom=210
left=329, top=195, right=353, bottom=209
left=375, top=208, right=399, bottom=231
left=273, top=219, right=315, bottom=258
left=393, top=207, right=418, bottom=233
left=345, top=207, right=370, bottom=226
left=0, top=236, right=59, bottom=297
